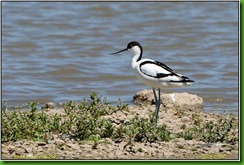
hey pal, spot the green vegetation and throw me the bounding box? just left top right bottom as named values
left=1, top=92, right=238, bottom=146
left=1, top=92, right=171, bottom=143
left=177, top=113, right=238, bottom=145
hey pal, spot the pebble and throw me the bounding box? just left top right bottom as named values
left=47, top=140, right=55, bottom=144
left=13, top=141, right=23, bottom=145
left=37, top=142, right=47, bottom=146
left=37, top=146, right=44, bottom=152
left=137, top=147, right=146, bottom=152
left=66, top=143, right=80, bottom=150
left=55, top=139, right=65, bottom=144
left=43, top=102, right=55, bottom=109
left=202, top=147, right=209, bottom=151
left=24, top=147, right=33, bottom=153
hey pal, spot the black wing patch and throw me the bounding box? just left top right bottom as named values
left=154, top=61, right=175, bottom=73
left=149, top=61, right=195, bottom=82
left=156, top=73, right=174, bottom=78
left=170, top=76, right=195, bottom=83
left=140, top=60, right=178, bottom=79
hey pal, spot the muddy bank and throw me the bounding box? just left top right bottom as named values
left=2, top=137, right=238, bottom=160
left=1, top=90, right=239, bottom=160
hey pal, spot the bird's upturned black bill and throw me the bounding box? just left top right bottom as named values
left=110, top=48, right=128, bottom=55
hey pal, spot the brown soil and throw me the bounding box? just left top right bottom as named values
left=1, top=90, right=239, bottom=160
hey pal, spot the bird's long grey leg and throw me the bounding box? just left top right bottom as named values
left=153, top=88, right=158, bottom=105
left=153, top=88, right=158, bottom=111
left=158, top=88, right=161, bottom=113
left=153, top=88, right=158, bottom=125
left=155, top=88, right=161, bottom=126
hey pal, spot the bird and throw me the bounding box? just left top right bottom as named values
left=111, top=41, right=195, bottom=126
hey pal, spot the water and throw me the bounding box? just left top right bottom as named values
left=2, top=2, right=239, bottom=114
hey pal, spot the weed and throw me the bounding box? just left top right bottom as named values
left=90, top=135, right=100, bottom=149
left=1, top=93, right=126, bottom=142
left=180, top=124, right=186, bottom=130
left=177, top=114, right=238, bottom=145
left=113, top=113, right=171, bottom=143
left=176, top=144, right=185, bottom=149
left=1, top=92, right=238, bottom=147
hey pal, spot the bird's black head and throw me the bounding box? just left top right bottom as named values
left=111, top=41, right=143, bottom=55
left=127, top=41, right=141, bottom=49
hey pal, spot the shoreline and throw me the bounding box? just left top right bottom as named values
left=1, top=90, right=239, bottom=160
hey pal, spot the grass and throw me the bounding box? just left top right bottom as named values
left=1, top=92, right=238, bottom=146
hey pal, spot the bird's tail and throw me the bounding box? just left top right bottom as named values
left=181, top=76, right=195, bottom=85
left=182, top=76, right=195, bottom=82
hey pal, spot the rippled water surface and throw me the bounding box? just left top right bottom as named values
left=2, top=2, right=239, bottom=114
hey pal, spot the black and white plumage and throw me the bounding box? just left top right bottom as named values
left=111, top=41, right=194, bottom=126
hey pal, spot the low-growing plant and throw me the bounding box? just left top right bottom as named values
left=112, top=113, right=171, bottom=143
left=1, top=93, right=238, bottom=147
left=2, top=105, right=49, bottom=142
left=1, top=93, right=128, bottom=143
left=177, top=114, right=238, bottom=145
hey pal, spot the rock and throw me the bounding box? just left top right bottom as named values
left=37, top=142, right=47, bottom=146
left=43, top=102, right=55, bottom=109
left=13, top=141, right=23, bottom=145
left=60, top=134, right=73, bottom=140
left=23, top=141, right=31, bottom=145
left=66, top=143, right=80, bottom=150
left=48, top=140, right=56, bottom=144
left=173, top=138, right=185, bottom=143
left=55, top=139, right=65, bottom=144
left=164, top=152, right=174, bottom=159
left=15, top=148, right=25, bottom=155
left=37, top=146, right=44, bottom=152
left=24, top=147, right=33, bottom=153
left=133, top=89, right=203, bottom=111
left=137, top=147, right=146, bottom=153
left=149, top=143, right=158, bottom=148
